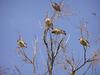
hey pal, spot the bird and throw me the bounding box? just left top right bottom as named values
left=51, top=2, right=61, bottom=12
left=17, top=37, right=27, bottom=48
left=52, top=28, right=66, bottom=35
left=79, top=37, right=90, bottom=47
left=45, top=17, right=53, bottom=30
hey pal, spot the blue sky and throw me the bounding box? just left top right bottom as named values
left=0, top=0, right=100, bottom=75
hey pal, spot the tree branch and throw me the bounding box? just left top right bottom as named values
left=83, top=46, right=87, bottom=63
left=54, top=38, right=64, bottom=59
left=73, top=57, right=99, bottom=73
left=14, top=66, right=21, bottom=75
left=83, top=63, right=92, bottom=75
left=43, top=30, right=51, bottom=60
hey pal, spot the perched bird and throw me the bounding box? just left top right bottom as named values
left=17, top=37, right=27, bottom=48
left=52, top=28, right=66, bottom=35
left=45, top=17, right=53, bottom=30
left=51, top=2, right=61, bottom=12
left=79, top=37, right=90, bottom=47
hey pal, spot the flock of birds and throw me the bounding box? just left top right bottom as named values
left=17, top=0, right=90, bottom=49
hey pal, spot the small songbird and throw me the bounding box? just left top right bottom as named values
left=52, top=28, right=66, bottom=35
left=52, top=2, right=61, bottom=12
left=17, top=36, right=27, bottom=48
left=79, top=37, right=90, bottom=47
left=45, top=17, right=53, bottom=30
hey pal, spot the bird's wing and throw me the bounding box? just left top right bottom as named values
left=85, top=39, right=89, bottom=44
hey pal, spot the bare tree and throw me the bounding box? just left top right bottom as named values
left=15, top=0, right=100, bottom=75
left=64, top=22, right=100, bottom=75
left=16, top=33, right=38, bottom=75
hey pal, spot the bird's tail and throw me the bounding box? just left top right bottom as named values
left=62, top=30, right=66, bottom=35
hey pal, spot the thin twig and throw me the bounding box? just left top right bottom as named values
left=50, top=33, right=53, bottom=53
left=83, top=46, right=87, bottom=63
left=14, top=66, right=21, bottom=75
left=54, top=38, right=64, bottom=59
left=21, top=49, right=32, bottom=64
left=73, top=57, right=99, bottom=73
left=66, top=58, right=74, bottom=71
left=83, top=63, right=92, bottom=75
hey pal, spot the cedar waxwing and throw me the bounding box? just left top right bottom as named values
left=79, top=37, right=90, bottom=47
left=45, top=18, right=53, bottom=30
left=17, top=37, right=27, bottom=48
left=52, top=28, right=66, bottom=35
left=52, top=2, right=61, bottom=12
